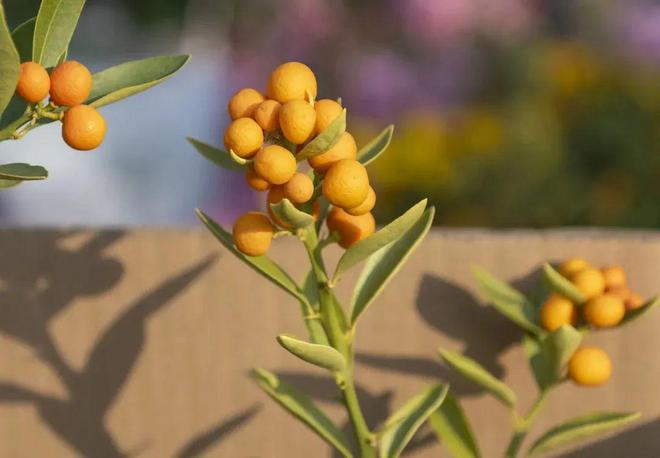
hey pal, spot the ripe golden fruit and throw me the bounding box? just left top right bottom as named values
left=228, top=88, right=264, bottom=120
left=625, top=292, right=645, bottom=311
left=308, top=132, right=357, bottom=172
left=601, top=265, right=627, bottom=291
left=61, top=105, right=107, bottom=151
left=322, top=159, right=369, bottom=209
left=223, top=117, right=263, bottom=158
left=283, top=172, right=314, bottom=204
left=279, top=99, right=316, bottom=144
left=232, top=212, right=273, bottom=256
left=254, top=99, right=281, bottom=132
left=267, top=185, right=290, bottom=229
left=16, top=62, right=50, bottom=103
left=583, top=294, right=625, bottom=328
left=569, top=267, right=605, bottom=300
left=326, top=207, right=376, bottom=249
left=346, top=186, right=376, bottom=216
left=49, top=61, right=92, bottom=106
left=539, top=294, right=576, bottom=332
left=267, top=61, right=317, bottom=103
left=314, top=99, right=342, bottom=134
left=559, top=257, right=590, bottom=277
left=568, top=346, right=612, bottom=387
left=254, top=145, right=297, bottom=185
left=245, top=164, right=270, bottom=191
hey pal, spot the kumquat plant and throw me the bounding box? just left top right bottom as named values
left=0, top=0, right=188, bottom=187
left=189, top=61, right=442, bottom=457
left=431, top=258, right=659, bottom=457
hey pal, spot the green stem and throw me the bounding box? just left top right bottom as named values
left=505, top=390, right=549, bottom=457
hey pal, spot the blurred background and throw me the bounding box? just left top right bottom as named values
left=1, top=0, right=659, bottom=228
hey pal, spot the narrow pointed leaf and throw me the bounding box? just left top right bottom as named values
left=620, top=296, right=659, bottom=326
left=439, top=349, right=516, bottom=407
left=0, top=179, right=22, bottom=188
left=0, top=4, right=20, bottom=117
left=333, top=199, right=427, bottom=282
left=270, top=199, right=314, bottom=229
left=0, top=163, right=48, bottom=180
left=542, top=324, right=581, bottom=383
left=429, top=392, right=481, bottom=458
left=196, top=209, right=307, bottom=304
left=32, top=0, right=85, bottom=68
left=296, top=109, right=346, bottom=161
left=357, top=125, right=394, bottom=166
left=350, top=207, right=434, bottom=326
left=542, top=263, right=586, bottom=304
left=472, top=267, right=543, bottom=335
left=379, top=384, right=448, bottom=458
left=187, top=137, right=243, bottom=171
left=252, top=369, right=353, bottom=458
left=11, top=17, right=35, bottom=62
left=277, top=335, right=345, bottom=372
left=523, top=334, right=548, bottom=390
left=87, top=55, right=190, bottom=107
left=527, top=411, right=640, bottom=456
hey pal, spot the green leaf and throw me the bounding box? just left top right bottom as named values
left=542, top=263, right=586, bottom=304
left=350, top=207, right=434, bottom=326
left=523, top=334, right=547, bottom=390
left=332, top=199, right=427, bottom=282
left=438, top=349, right=516, bottom=407
left=276, top=334, right=345, bottom=373
left=0, top=179, right=22, bottom=188
left=472, top=267, right=543, bottom=336
left=429, top=392, right=481, bottom=458
left=32, top=0, right=85, bottom=68
left=379, top=384, right=448, bottom=458
left=541, top=324, right=582, bottom=384
left=196, top=209, right=307, bottom=304
left=187, top=137, right=243, bottom=172
left=11, top=17, right=35, bottom=62
left=357, top=125, right=394, bottom=166
left=0, top=163, right=48, bottom=180
left=0, top=3, right=20, bottom=117
left=270, top=199, right=315, bottom=229
left=252, top=368, right=353, bottom=458
left=527, top=411, right=640, bottom=456
left=87, top=55, right=190, bottom=107
left=296, top=108, right=346, bottom=161
left=621, top=296, right=659, bottom=326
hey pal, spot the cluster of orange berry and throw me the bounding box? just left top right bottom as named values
left=541, top=257, right=647, bottom=387
left=15, top=60, right=106, bottom=150
left=228, top=62, right=376, bottom=257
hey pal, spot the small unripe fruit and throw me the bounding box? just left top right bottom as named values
left=16, top=62, right=50, bottom=103
left=283, top=172, right=314, bottom=204
left=314, top=99, right=342, bottom=134
left=224, top=117, right=263, bottom=158
left=280, top=99, right=316, bottom=144
left=254, top=145, right=297, bottom=185
left=326, top=207, right=376, bottom=249
left=601, top=266, right=627, bottom=291
left=267, top=61, right=317, bottom=103
left=254, top=99, right=281, bottom=132
left=233, top=212, right=274, bottom=256
left=539, top=294, right=576, bottom=332
left=62, top=105, right=107, bottom=151
left=308, top=132, right=357, bottom=172
left=49, top=61, right=92, bottom=106
left=569, top=267, right=605, bottom=300
left=625, top=292, right=645, bottom=311
left=583, top=294, right=625, bottom=328
left=245, top=164, right=270, bottom=191
left=345, top=186, right=376, bottom=216
left=559, top=257, right=590, bottom=277
left=568, top=346, right=612, bottom=387
left=228, top=88, right=264, bottom=120
left=322, top=159, right=369, bottom=209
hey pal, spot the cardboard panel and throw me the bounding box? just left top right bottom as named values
left=0, top=229, right=658, bottom=457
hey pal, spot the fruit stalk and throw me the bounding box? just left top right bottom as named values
left=505, top=390, right=549, bottom=457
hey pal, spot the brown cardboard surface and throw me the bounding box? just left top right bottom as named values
left=0, top=228, right=659, bottom=457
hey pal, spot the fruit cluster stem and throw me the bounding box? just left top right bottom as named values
left=505, top=389, right=549, bottom=457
